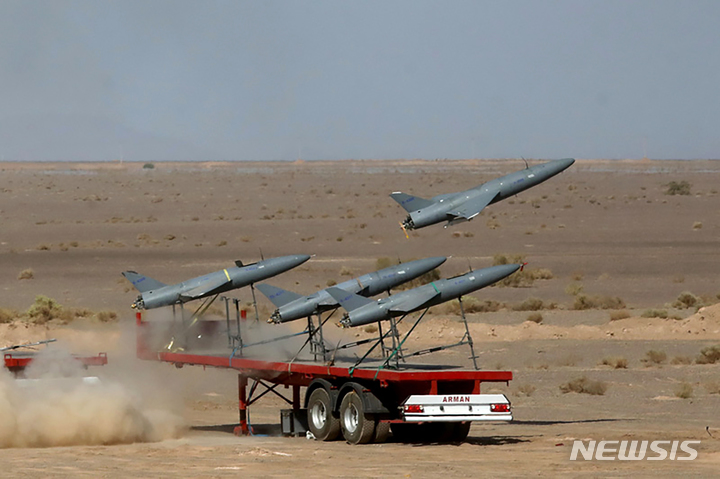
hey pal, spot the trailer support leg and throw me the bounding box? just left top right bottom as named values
left=224, top=297, right=232, bottom=349
left=250, top=283, right=260, bottom=322
left=378, top=322, right=387, bottom=358
left=458, top=296, right=479, bottom=370
left=234, top=374, right=249, bottom=436
left=315, top=314, right=326, bottom=361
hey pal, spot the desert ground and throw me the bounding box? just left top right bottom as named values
left=1, top=158, right=720, bottom=477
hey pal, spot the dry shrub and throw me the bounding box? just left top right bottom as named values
left=363, top=325, right=378, bottom=334
left=692, top=221, right=703, bottom=230
left=164, top=234, right=176, bottom=241
left=704, top=382, right=720, bottom=394
left=600, top=357, right=628, bottom=369
left=530, top=268, right=554, bottom=280
left=571, top=272, right=584, bottom=281
left=641, top=309, right=668, bottom=319
left=526, top=312, right=543, bottom=324
left=675, top=383, right=693, bottom=399
left=671, top=356, right=693, bottom=365
left=17, top=268, right=34, bottom=280
left=339, top=266, right=353, bottom=276
left=565, top=283, right=584, bottom=296
left=36, top=244, right=50, bottom=251
left=573, top=294, right=625, bottom=310
left=513, top=297, right=546, bottom=311
left=643, top=350, right=667, bottom=365
left=560, top=377, right=607, bottom=395
left=375, top=257, right=394, bottom=270
left=672, top=291, right=701, bottom=309
left=439, top=297, right=503, bottom=314
left=557, top=354, right=580, bottom=367
left=326, top=279, right=337, bottom=287
left=0, top=308, right=18, bottom=324
left=96, top=311, right=118, bottom=323
left=516, top=384, right=536, bottom=397
left=696, top=345, right=720, bottom=364
left=216, top=240, right=227, bottom=247
left=609, top=310, right=630, bottom=321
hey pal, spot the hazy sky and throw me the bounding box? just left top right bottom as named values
left=1, top=1, right=719, bottom=161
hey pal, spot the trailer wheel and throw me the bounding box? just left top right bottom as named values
left=372, top=420, right=390, bottom=443
left=339, top=391, right=376, bottom=444
left=450, top=421, right=471, bottom=442
left=390, top=423, right=419, bottom=443
left=307, top=388, right=340, bottom=441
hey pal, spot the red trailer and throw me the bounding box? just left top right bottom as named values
left=3, top=352, right=108, bottom=376
left=136, top=312, right=513, bottom=444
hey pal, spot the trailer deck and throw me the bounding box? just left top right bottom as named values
left=4, top=351, right=108, bottom=376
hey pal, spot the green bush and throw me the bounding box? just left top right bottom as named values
left=672, top=291, right=701, bottom=309
left=26, top=295, right=64, bottom=324
left=664, top=181, right=691, bottom=196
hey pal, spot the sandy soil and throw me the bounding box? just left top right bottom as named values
left=2, top=159, right=720, bottom=477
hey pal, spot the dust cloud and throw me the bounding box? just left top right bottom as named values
left=0, top=347, right=185, bottom=448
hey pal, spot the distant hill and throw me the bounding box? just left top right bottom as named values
left=0, top=115, right=222, bottom=162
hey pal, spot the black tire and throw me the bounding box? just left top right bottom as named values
left=428, top=422, right=456, bottom=443
left=307, top=388, right=340, bottom=441
left=373, top=420, right=390, bottom=443
left=390, top=423, right=423, bottom=443
left=339, top=392, right=376, bottom=444
left=427, top=422, right=471, bottom=443
left=450, top=421, right=472, bottom=442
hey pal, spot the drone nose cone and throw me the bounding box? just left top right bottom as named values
left=484, top=263, right=522, bottom=281
left=293, top=254, right=312, bottom=265
left=556, top=158, right=575, bottom=170
left=498, top=263, right=522, bottom=276
left=421, top=256, right=447, bottom=270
